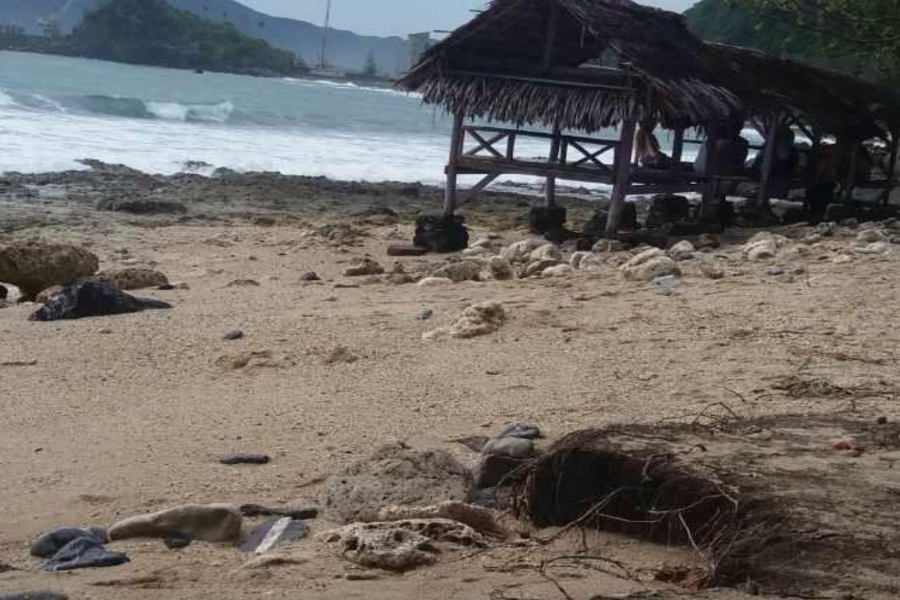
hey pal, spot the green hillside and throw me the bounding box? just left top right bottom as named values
left=72, top=0, right=305, bottom=76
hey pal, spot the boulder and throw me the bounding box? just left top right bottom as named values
left=667, top=241, right=695, bottom=261
left=317, top=519, right=485, bottom=571
left=94, top=268, right=169, bottom=291
left=29, top=281, right=172, bottom=322
left=621, top=249, right=680, bottom=282
left=500, top=240, right=543, bottom=264
left=529, top=243, right=563, bottom=263
left=0, top=242, right=99, bottom=301
left=343, top=259, right=385, bottom=277
left=486, top=257, right=515, bottom=281
left=318, top=443, right=472, bottom=524
left=429, top=261, right=482, bottom=283
left=108, top=504, right=242, bottom=543
left=97, top=197, right=187, bottom=215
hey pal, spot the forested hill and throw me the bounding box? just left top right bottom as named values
left=71, top=0, right=301, bottom=76
left=684, top=0, right=862, bottom=75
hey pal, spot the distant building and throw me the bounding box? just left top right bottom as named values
left=408, top=32, right=434, bottom=70
left=42, top=21, right=62, bottom=40
left=0, top=23, right=25, bottom=38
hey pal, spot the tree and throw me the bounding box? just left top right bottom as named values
left=362, top=50, right=378, bottom=78
left=730, top=0, right=900, bottom=78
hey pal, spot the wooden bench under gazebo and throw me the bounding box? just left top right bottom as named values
left=397, top=0, right=900, bottom=247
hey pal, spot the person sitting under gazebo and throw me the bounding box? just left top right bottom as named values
left=634, top=118, right=672, bottom=169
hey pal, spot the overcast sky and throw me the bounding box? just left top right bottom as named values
left=241, top=0, right=699, bottom=37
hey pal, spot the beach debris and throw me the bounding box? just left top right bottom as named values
left=300, top=271, right=321, bottom=282
left=377, top=502, right=509, bottom=539
left=240, top=518, right=309, bottom=554
left=317, top=519, right=485, bottom=571
left=667, top=240, right=696, bottom=261
left=413, top=214, right=469, bottom=253
left=387, top=243, right=428, bottom=257
left=499, top=424, right=542, bottom=439
left=97, top=197, right=187, bottom=215
left=482, top=437, right=535, bottom=460
left=621, top=248, right=681, bottom=282
left=0, top=241, right=99, bottom=302
left=529, top=243, right=563, bottom=263
left=417, top=276, right=453, bottom=287
left=415, top=308, right=434, bottom=321
left=239, top=504, right=319, bottom=520
left=318, top=442, right=472, bottom=524
left=29, top=281, right=172, bottom=322
left=429, top=261, right=482, bottom=283
left=423, top=301, right=507, bottom=341
left=765, top=266, right=786, bottom=277
left=487, top=256, right=515, bottom=280
left=31, top=527, right=109, bottom=558
left=108, top=504, right=243, bottom=543
left=699, top=259, right=726, bottom=280
left=343, top=258, right=385, bottom=277
left=94, top=268, right=169, bottom=291
left=223, top=329, right=245, bottom=341
left=500, top=239, right=543, bottom=263
left=0, top=592, right=70, bottom=600
left=220, top=453, right=270, bottom=465
left=44, top=538, right=129, bottom=572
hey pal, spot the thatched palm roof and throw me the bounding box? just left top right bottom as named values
left=399, top=0, right=900, bottom=139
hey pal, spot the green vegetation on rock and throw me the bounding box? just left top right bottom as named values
left=72, top=0, right=306, bottom=76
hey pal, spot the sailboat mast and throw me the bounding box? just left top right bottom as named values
left=318, top=0, right=333, bottom=69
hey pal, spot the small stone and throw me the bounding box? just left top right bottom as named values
left=857, top=229, right=886, bottom=244
left=765, top=266, right=786, bottom=276
left=523, top=259, right=560, bottom=278
left=498, top=424, right=541, bottom=439
left=163, top=537, right=192, bottom=550
left=482, top=437, right=534, bottom=459
left=300, top=271, right=321, bottom=282
left=220, top=454, right=270, bottom=466
left=621, top=249, right=680, bottom=282
left=223, top=330, right=245, bottom=341
left=857, top=241, right=890, bottom=255
left=487, top=257, right=515, bottom=281
left=833, top=254, right=853, bottom=264
left=529, top=243, right=563, bottom=263
left=667, top=240, right=695, bottom=261
left=542, top=264, right=574, bottom=278
left=500, top=240, right=543, bottom=263
left=415, top=308, right=434, bottom=321
left=226, top=279, right=261, bottom=288
left=417, top=277, right=453, bottom=287
left=429, top=261, right=482, bottom=283
left=109, top=504, right=243, bottom=543
left=387, top=243, right=428, bottom=257
left=343, top=259, right=384, bottom=277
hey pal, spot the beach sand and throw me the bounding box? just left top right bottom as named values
left=2, top=166, right=900, bottom=599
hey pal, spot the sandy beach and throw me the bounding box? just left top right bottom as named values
left=2, top=165, right=900, bottom=600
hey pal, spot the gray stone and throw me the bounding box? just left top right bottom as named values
left=223, top=330, right=245, bottom=341
left=0, top=241, right=99, bottom=301
left=699, top=259, right=726, bottom=280
left=415, top=308, right=434, bottom=321
left=44, top=538, right=129, bottom=572
left=31, top=527, right=108, bottom=558
left=487, top=257, right=515, bottom=281
left=500, top=240, right=543, bottom=263
left=343, top=259, right=384, bottom=277
left=318, top=443, right=473, bottom=524
left=667, top=240, right=695, bottom=261
left=108, top=504, right=242, bottom=543
left=765, top=266, right=786, bottom=276
left=499, top=424, right=541, bottom=439
left=482, top=437, right=535, bottom=459
left=300, top=271, right=321, bottom=282
left=529, top=243, right=563, bottom=263
left=620, top=249, right=680, bottom=282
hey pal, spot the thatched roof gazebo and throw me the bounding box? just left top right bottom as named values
left=398, top=0, right=900, bottom=239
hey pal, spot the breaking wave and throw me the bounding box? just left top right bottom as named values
left=73, top=95, right=236, bottom=123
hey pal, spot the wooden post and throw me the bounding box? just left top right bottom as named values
left=443, top=112, right=465, bottom=216
left=885, top=130, right=899, bottom=205
left=701, top=122, right=721, bottom=216
left=605, top=118, right=637, bottom=239
left=546, top=124, right=562, bottom=207
left=670, top=127, right=685, bottom=174
left=756, top=114, right=781, bottom=209
left=541, top=2, right=560, bottom=72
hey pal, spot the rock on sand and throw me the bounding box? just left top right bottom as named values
left=620, top=249, right=680, bottom=282
left=423, top=302, right=507, bottom=340
left=0, top=241, right=99, bottom=301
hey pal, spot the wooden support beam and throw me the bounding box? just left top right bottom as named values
left=459, top=173, right=500, bottom=205
left=671, top=128, right=685, bottom=172
left=546, top=124, right=562, bottom=207
left=466, top=130, right=505, bottom=159
left=844, top=140, right=859, bottom=203
left=541, top=2, right=560, bottom=72
left=606, top=118, right=638, bottom=239
left=506, top=133, right=517, bottom=160
left=756, top=114, right=782, bottom=209
left=443, top=112, right=465, bottom=216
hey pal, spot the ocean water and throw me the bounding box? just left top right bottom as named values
left=0, top=51, right=704, bottom=185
